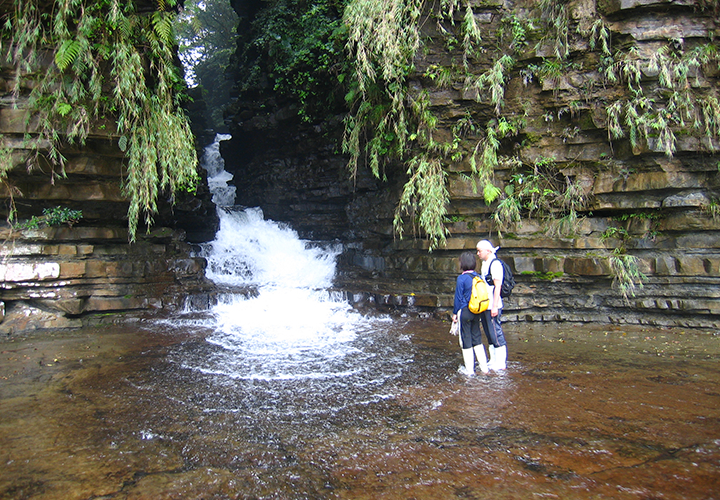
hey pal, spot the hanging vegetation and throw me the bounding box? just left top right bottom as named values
left=342, top=0, right=720, bottom=296
left=1, top=0, right=199, bottom=240
left=343, top=0, right=484, bottom=250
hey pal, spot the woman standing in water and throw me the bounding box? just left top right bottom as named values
left=452, top=251, right=489, bottom=376
left=476, top=239, right=508, bottom=370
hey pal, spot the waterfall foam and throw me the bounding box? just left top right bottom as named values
left=185, top=135, right=398, bottom=383
left=199, top=207, right=340, bottom=289
left=192, top=205, right=391, bottom=381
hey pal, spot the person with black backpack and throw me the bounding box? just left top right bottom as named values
left=476, top=239, right=511, bottom=371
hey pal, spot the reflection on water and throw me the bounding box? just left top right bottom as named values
left=1, top=321, right=719, bottom=500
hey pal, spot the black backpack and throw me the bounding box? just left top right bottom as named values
left=485, top=258, right=516, bottom=298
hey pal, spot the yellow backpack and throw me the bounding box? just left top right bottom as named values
left=468, top=274, right=490, bottom=313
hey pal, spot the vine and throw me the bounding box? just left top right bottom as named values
left=343, top=0, right=506, bottom=249
left=0, top=141, right=19, bottom=222
left=538, top=0, right=570, bottom=60
left=493, top=156, right=588, bottom=238
left=609, top=249, right=646, bottom=304
left=602, top=40, right=720, bottom=156
left=1, top=0, right=199, bottom=240
left=344, top=0, right=450, bottom=245
left=599, top=211, right=661, bottom=301
left=580, top=17, right=720, bottom=299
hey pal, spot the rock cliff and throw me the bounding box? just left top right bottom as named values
left=1, top=0, right=718, bottom=332
left=223, top=0, right=720, bottom=328
left=0, top=1, right=219, bottom=332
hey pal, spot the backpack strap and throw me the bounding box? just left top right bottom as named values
left=485, top=258, right=500, bottom=285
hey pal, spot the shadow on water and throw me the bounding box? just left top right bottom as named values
left=1, top=320, right=719, bottom=500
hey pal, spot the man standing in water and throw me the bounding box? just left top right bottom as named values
left=476, top=240, right=508, bottom=370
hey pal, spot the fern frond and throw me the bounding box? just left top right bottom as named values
left=55, top=39, right=82, bottom=71
left=118, top=16, right=134, bottom=40
left=152, top=12, right=174, bottom=46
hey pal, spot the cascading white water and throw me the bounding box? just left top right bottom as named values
left=194, top=207, right=383, bottom=381
left=200, top=133, right=236, bottom=207
left=183, top=135, right=402, bottom=384
left=200, top=207, right=339, bottom=290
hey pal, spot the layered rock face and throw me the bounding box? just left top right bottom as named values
left=0, top=131, right=218, bottom=333
left=0, top=225, right=213, bottom=332
left=224, top=0, right=720, bottom=328
left=0, top=5, right=219, bottom=332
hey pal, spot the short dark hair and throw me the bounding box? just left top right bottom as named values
left=459, top=251, right=477, bottom=271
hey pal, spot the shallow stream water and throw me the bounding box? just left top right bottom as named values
left=1, top=319, right=719, bottom=500
left=3, top=142, right=718, bottom=499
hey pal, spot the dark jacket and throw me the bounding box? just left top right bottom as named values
left=453, top=271, right=478, bottom=315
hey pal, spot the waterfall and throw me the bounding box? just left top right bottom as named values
left=200, top=207, right=339, bottom=290
left=200, top=133, right=236, bottom=207
left=185, top=135, right=395, bottom=382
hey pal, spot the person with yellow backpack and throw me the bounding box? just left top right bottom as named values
left=451, top=251, right=490, bottom=376
left=476, top=240, right=509, bottom=371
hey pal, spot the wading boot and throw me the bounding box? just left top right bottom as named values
left=488, top=345, right=497, bottom=371
left=473, top=345, right=489, bottom=374
left=495, top=345, right=507, bottom=370
left=460, top=348, right=475, bottom=376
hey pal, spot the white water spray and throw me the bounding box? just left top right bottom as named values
left=200, top=207, right=339, bottom=290
left=189, top=135, right=395, bottom=382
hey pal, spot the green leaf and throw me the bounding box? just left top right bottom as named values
left=484, top=183, right=501, bottom=204
left=152, top=12, right=174, bottom=46
left=56, top=102, right=72, bottom=116
left=55, top=39, right=82, bottom=71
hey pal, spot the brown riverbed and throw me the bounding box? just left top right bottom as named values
left=1, top=318, right=719, bottom=500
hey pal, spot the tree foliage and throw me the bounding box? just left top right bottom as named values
left=232, top=0, right=348, bottom=123
left=1, top=0, right=199, bottom=240
left=174, top=0, right=238, bottom=128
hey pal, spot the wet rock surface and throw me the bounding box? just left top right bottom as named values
left=0, top=226, right=217, bottom=334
